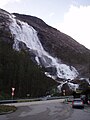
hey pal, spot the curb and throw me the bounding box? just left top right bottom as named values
left=0, top=110, right=14, bottom=115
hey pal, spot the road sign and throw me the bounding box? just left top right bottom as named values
left=12, top=88, right=15, bottom=92
left=12, top=92, right=14, bottom=96
left=11, top=87, right=15, bottom=99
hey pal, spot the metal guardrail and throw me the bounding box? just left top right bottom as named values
left=0, top=96, right=74, bottom=104
left=0, top=100, right=18, bottom=104
left=0, top=98, right=42, bottom=104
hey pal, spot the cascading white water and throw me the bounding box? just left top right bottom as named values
left=9, top=15, right=79, bottom=80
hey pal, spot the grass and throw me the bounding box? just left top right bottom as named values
left=0, top=105, right=16, bottom=114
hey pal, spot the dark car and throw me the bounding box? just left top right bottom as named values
left=81, top=95, right=86, bottom=104
left=72, top=98, right=84, bottom=108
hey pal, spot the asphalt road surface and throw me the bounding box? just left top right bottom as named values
left=0, top=99, right=90, bottom=120
left=66, top=104, right=90, bottom=120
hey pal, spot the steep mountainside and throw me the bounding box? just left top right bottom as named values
left=0, top=9, right=57, bottom=98
left=0, top=9, right=90, bottom=98
left=14, top=13, right=90, bottom=77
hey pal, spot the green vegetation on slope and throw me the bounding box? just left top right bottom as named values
left=0, top=39, right=57, bottom=99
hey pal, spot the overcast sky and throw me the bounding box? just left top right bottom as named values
left=0, top=0, right=90, bottom=49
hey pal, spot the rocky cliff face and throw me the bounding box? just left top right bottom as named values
left=0, top=9, right=90, bottom=98
left=13, top=13, right=90, bottom=78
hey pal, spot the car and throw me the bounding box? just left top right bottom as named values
left=72, top=98, right=84, bottom=108
left=81, top=95, right=86, bottom=104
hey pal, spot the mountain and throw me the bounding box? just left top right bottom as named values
left=0, top=9, right=90, bottom=98
left=13, top=13, right=90, bottom=78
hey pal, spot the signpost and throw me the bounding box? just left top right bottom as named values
left=63, top=90, right=66, bottom=96
left=12, top=87, right=15, bottom=100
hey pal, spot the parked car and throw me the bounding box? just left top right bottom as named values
left=72, top=98, right=84, bottom=108
left=81, top=95, right=86, bottom=104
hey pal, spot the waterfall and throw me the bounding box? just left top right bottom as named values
left=9, top=15, right=78, bottom=80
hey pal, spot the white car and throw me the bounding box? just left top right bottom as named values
left=72, top=98, right=84, bottom=108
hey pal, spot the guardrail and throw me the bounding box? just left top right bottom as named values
left=0, top=96, right=73, bottom=104
left=0, top=98, right=42, bottom=104
left=0, top=100, right=18, bottom=104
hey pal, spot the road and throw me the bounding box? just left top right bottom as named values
left=0, top=99, right=90, bottom=120
left=66, top=104, right=90, bottom=120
